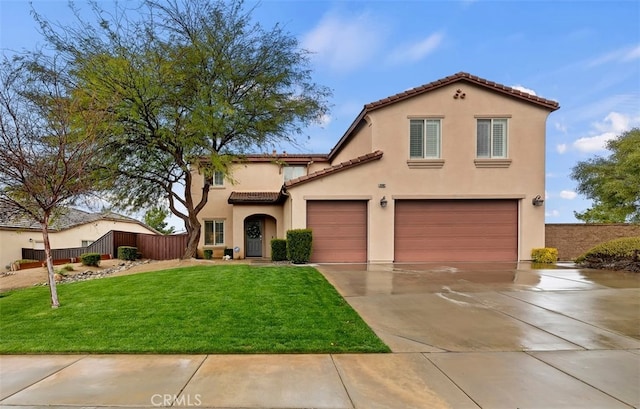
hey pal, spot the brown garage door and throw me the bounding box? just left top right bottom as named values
left=394, top=200, right=518, bottom=262
left=307, top=201, right=367, bottom=263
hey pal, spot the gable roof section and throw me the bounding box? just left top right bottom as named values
left=0, top=207, right=153, bottom=232
left=329, top=72, right=560, bottom=160
left=285, top=150, right=383, bottom=188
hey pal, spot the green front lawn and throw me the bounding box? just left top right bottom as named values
left=0, top=265, right=389, bottom=354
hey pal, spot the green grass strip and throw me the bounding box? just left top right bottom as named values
left=0, top=265, right=389, bottom=354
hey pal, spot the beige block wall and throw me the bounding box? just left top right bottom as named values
left=546, top=224, right=640, bottom=260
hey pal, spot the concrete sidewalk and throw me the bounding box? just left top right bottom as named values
left=1, top=263, right=639, bottom=408
left=1, top=350, right=638, bottom=408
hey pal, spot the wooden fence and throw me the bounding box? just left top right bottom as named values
left=22, top=230, right=188, bottom=262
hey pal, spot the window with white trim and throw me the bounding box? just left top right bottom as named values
left=204, top=220, right=225, bottom=246
left=206, top=171, right=224, bottom=187
left=283, top=165, right=306, bottom=182
left=410, top=119, right=441, bottom=159
left=477, top=118, right=508, bottom=158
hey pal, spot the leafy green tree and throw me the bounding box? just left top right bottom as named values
left=144, top=207, right=176, bottom=235
left=571, top=128, right=640, bottom=223
left=35, top=0, right=330, bottom=258
left=0, top=55, right=106, bottom=307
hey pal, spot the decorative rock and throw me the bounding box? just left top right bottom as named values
left=38, top=259, right=151, bottom=286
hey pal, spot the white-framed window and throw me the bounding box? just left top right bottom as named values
left=283, top=165, right=306, bottom=182
left=81, top=240, right=95, bottom=247
left=206, top=171, right=224, bottom=187
left=410, top=119, right=441, bottom=159
left=477, top=118, right=508, bottom=158
left=204, top=220, right=225, bottom=246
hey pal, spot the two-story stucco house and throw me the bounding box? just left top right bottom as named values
left=193, top=72, right=559, bottom=263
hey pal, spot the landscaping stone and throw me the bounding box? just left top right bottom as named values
left=35, top=260, right=151, bottom=286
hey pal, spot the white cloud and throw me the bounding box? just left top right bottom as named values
left=545, top=209, right=560, bottom=218
left=622, top=45, right=640, bottom=61
left=573, top=112, right=637, bottom=153
left=387, top=32, right=444, bottom=64
left=316, top=113, right=331, bottom=128
left=511, top=85, right=537, bottom=96
left=301, top=11, right=383, bottom=73
left=587, top=44, right=640, bottom=67
left=556, top=144, right=567, bottom=154
left=573, top=133, right=615, bottom=153
left=554, top=121, right=567, bottom=133
left=560, top=190, right=577, bottom=200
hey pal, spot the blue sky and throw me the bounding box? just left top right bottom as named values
left=2, top=0, right=639, bottom=225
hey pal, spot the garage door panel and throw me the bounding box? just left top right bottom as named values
left=395, top=200, right=517, bottom=262
left=307, top=201, right=367, bottom=263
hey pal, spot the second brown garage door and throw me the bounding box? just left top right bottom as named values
left=307, top=200, right=367, bottom=263
left=394, top=199, right=518, bottom=262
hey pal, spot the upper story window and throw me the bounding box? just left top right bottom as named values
left=283, top=166, right=306, bottom=182
left=410, top=119, right=441, bottom=159
left=206, top=171, right=224, bottom=187
left=477, top=118, right=508, bottom=158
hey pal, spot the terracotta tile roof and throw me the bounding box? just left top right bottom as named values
left=285, top=150, right=384, bottom=188
left=364, top=72, right=560, bottom=111
left=329, top=72, right=560, bottom=160
left=241, top=153, right=330, bottom=164
left=228, top=191, right=287, bottom=205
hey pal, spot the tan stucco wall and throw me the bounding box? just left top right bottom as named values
left=194, top=162, right=290, bottom=258
left=0, top=220, right=156, bottom=270
left=331, top=119, right=373, bottom=164
left=195, top=81, right=553, bottom=262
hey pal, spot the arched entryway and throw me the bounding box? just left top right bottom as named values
left=244, top=214, right=277, bottom=258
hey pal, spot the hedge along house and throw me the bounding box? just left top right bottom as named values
left=193, top=72, right=559, bottom=263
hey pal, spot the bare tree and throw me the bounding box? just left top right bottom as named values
left=0, top=55, right=106, bottom=307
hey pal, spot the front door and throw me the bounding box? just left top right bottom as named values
left=245, top=219, right=263, bottom=257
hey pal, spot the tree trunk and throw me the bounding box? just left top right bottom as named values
left=182, top=218, right=202, bottom=259
left=41, top=219, right=60, bottom=308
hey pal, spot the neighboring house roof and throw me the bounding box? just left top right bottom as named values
left=0, top=207, right=155, bottom=233
left=241, top=153, right=330, bottom=164
left=285, top=150, right=384, bottom=188
left=329, top=71, right=561, bottom=160
left=228, top=191, right=288, bottom=205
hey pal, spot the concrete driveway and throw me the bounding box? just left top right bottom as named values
left=318, top=262, right=640, bottom=408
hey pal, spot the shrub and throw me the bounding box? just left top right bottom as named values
left=531, top=248, right=558, bottom=263
left=80, top=253, right=101, bottom=267
left=203, top=249, right=213, bottom=260
left=575, top=237, right=640, bottom=266
left=271, top=239, right=287, bottom=261
left=15, top=259, right=39, bottom=264
left=61, top=264, right=75, bottom=272
left=118, top=246, right=138, bottom=261
left=286, top=229, right=312, bottom=264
